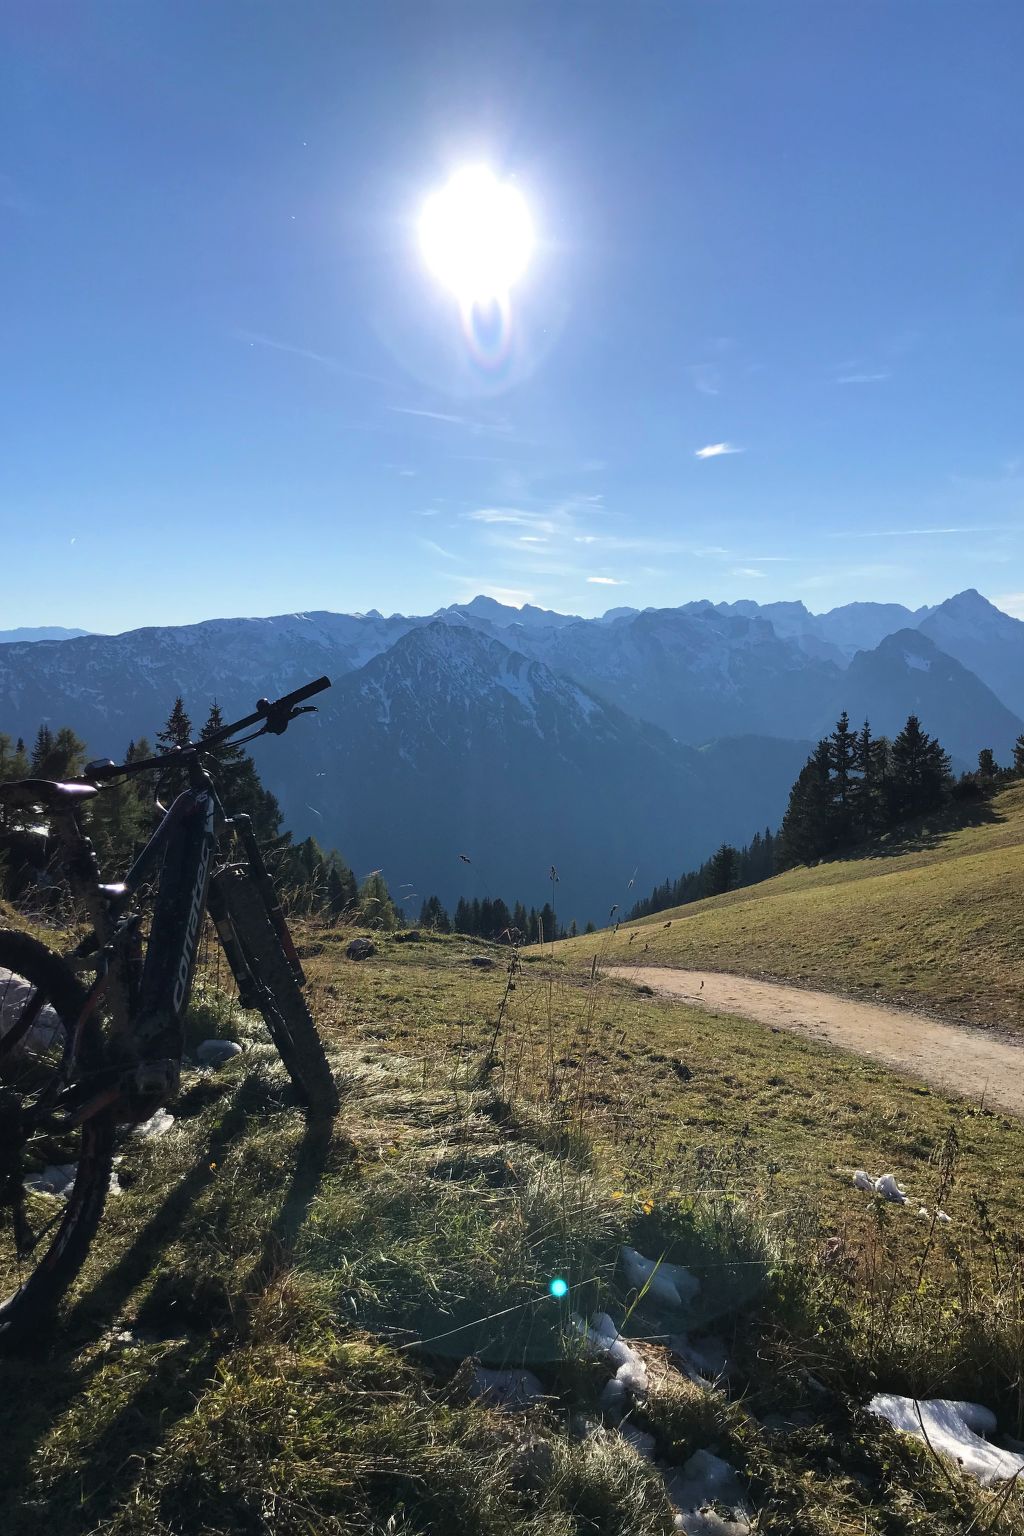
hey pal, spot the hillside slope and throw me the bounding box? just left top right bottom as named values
left=563, top=781, right=1024, bottom=1030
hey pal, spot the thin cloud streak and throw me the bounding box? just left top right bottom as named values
left=587, top=576, right=624, bottom=586
left=695, top=442, right=743, bottom=459
left=234, top=329, right=389, bottom=385
left=837, top=371, right=890, bottom=384
left=832, top=526, right=1018, bottom=539
left=417, top=538, right=464, bottom=562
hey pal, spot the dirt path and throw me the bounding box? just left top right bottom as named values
left=608, top=966, right=1024, bottom=1118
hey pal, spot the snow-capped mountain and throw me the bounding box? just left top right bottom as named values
left=916, top=590, right=1024, bottom=720
left=280, top=623, right=809, bottom=922
left=505, top=605, right=839, bottom=745
left=1, top=589, right=1021, bottom=921
left=819, top=629, right=1023, bottom=765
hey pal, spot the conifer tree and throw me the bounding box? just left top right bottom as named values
left=357, top=869, right=401, bottom=931
left=703, top=843, right=738, bottom=897
left=200, top=702, right=283, bottom=843
left=829, top=711, right=858, bottom=844
left=418, top=895, right=451, bottom=932
left=889, top=715, right=951, bottom=821
left=1014, top=734, right=1024, bottom=778
left=776, top=739, right=834, bottom=868
left=977, top=747, right=997, bottom=783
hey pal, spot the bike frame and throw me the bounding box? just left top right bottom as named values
left=1, top=675, right=330, bottom=1124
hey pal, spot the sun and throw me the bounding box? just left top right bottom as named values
left=419, top=166, right=534, bottom=305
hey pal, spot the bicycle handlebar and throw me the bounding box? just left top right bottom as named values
left=87, top=676, right=332, bottom=781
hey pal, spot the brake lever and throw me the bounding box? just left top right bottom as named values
left=256, top=699, right=319, bottom=735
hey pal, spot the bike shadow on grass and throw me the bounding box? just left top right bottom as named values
left=0, top=1071, right=344, bottom=1535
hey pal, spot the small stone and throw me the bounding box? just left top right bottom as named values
left=196, top=1039, right=243, bottom=1067
left=346, top=937, right=377, bottom=961
left=467, top=955, right=495, bottom=969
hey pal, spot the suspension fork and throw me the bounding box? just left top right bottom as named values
left=228, top=816, right=306, bottom=983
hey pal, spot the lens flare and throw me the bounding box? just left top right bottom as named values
left=548, top=1276, right=569, bottom=1299
left=419, top=166, right=534, bottom=306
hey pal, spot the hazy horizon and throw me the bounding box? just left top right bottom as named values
left=5, top=583, right=1020, bottom=643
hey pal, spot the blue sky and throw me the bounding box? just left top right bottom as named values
left=2, top=1, right=1023, bottom=632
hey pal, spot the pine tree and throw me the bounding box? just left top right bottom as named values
left=325, top=852, right=358, bottom=920
left=88, top=735, right=150, bottom=870
left=829, top=711, right=858, bottom=844
left=703, top=843, right=738, bottom=897
left=454, top=897, right=471, bottom=934
left=977, top=747, right=997, bottom=783
left=512, top=901, right=528, bottom=939
left=776, top=739, right=834, bottom=868
left=200, top=702, right=283, bottom=842
left=357, top=870, right=401, bottom=931
left=539, top=902, right=557, bottom=946
left=158, top=698, right=193, bottom=751
left=418, top=894, right=451, bottom=933
left=155, top=697, right=194, bottom=795
left=1014, top=734, right=1024, bottom=779
left=889, top=715, right=952, bottom=821
left=584, top=920, right=596, bottom=935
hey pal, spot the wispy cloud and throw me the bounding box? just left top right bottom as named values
left=730, top=567, right=766, bottom=579
left=417, top=538, right=464, bottom=562
left=466, top=508, right=558, bottom=534
left=234, top=329, right=389, bottom=385
left=832, top=526, right=1016, bottom=539
left=837, top=371, right=889, bottom=384
left=993, top=592, right=1024, bottom=619
left=695, top=442, right=743, bottom=459
left=587, top=576, right=625, bottom=586
left=387, top=405, right=514, bottom=437
left=688, top=363, right=721, bottom=397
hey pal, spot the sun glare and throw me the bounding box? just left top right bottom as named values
left=419, top=166, right=534, bottom=305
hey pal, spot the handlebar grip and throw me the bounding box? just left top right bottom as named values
left=275, top=676, right=332, bottom=709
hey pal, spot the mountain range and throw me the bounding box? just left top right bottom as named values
left=1, top=589, right=1021, bottom=923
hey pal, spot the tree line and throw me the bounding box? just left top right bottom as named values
left=417, top=893, right=594, bottom=944
left=627, top=829, right=777, bottom=920
left=627, top=715, right=1024, bottom=916
left=0, top=697, right=399, bottom=927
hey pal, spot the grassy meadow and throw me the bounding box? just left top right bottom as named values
left=558, top=780, right=1024, bottom=1031
left=3, top=920, right=1024, bottom=1534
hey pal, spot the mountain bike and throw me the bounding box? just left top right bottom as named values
left=0, top=677, right=338, bottom=1342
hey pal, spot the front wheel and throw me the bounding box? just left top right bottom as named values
left=0, top=930, right=115, bottom=1346
left=217, top=875, right=339, bottom=1118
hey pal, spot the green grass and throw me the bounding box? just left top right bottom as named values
left=557, top=781, right=1024, bottom=1029
left=3, top=926, right=1024, bottom=1533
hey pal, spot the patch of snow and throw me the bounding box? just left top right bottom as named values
left=867, top=1394, right=1024, bottom=1486
left=670, top=1333, right=730, bottom=1384
left=619, top=1422, right=657, bottom=1459
left=24, top=1162, right=77, bottom=1197
left=134, top=1108, right=176, bottom=1138
left=853, top=1170, right=908, bottom=1204
left=936, top=1209, right=951, bottom=1223
left=666, top=1449, right=751, bottom=1532
left=621, top=1246, right=700, bottom=1308
left=468, top=1366, right=546, bottom=1409
left=0, top=969, right=64, bottom=1054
